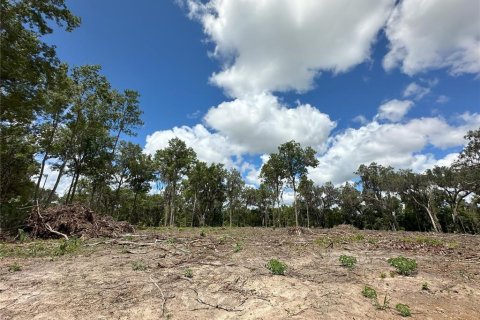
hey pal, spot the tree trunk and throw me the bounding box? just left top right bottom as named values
left=293, top=181, right=298, bottom=228
left=306, top=203, right=310, bottom=228
left=191, top=192, right=197, bottom=227
left=69, top=169, right=81, bottom=204
left=45, top=161, right=66, bottom=207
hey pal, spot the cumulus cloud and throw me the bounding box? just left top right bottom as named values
left=403, top=82, right=431, bottom=101
left=204, top=93, right=336, bottom=154
left=309, top=113, right=480, bottom=185
left=384, top=0, right=480, bottom=75
left=144, top=124, right=244, bottom=167
left=376, top=99, right=414, bottom=122
left=187, top=0, right=396, bottom=97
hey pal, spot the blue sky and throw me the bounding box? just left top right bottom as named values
left=44, top=0, right=480, bottom=187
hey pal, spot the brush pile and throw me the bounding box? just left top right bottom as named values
left=27, top=204, right=134, bottom=239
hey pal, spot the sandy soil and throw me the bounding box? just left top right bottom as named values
left=1, top=227, right=479, bottom=320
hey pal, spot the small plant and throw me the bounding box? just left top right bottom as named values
left=422, top=282, right=429, bottom=291
left=233, top=242, right=242, bottom=253
left=200, top=230, right=206, bottom=237
left=17, top=229, right=28, bottom=243
left=362, top=285, right=377, bottom=299
left=184, top=267, right=193, bottom=278
left=380, top=272, right=387, bottom=279
left=132, top=260, right=147, bottom=271
left=388, top=256, right=417, bottom=275
left=266, top=259, right=287, bottom=275
left=395, top=303, right=411, bottom=317
left=55, top=238, right=81, bottom=256
left=374, top=294, right=390, bottom=310
left=339, top=255, right=357, bottom=269
left=8, top=263, right=22, bottom=272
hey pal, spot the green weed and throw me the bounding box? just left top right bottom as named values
left=266, top=259, right=287, bottom=275
left=395, top=303, right=411, bottom=317
left=388, top=256, right=417, bottom=275
left=184, top=267, right=193, bottom=278
left=339, top=255, right=357, bottom=269
left=362, top=286, right=377, bottom=299
left=8, top=262, right=22, bottom=272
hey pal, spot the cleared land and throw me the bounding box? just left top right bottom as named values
left=1, top=227, right=479, bottom=319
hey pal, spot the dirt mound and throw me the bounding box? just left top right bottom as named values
left=27, top=204, right=134, bottom=239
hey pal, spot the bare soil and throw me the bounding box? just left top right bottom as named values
left=1, top=227, right=479, bottom=319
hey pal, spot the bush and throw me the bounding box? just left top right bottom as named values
left=361, top=286, right=377, bottom=299
left=55, top=238, right=82, bottom=256
left=266, top=259, right=287, bottom=275
left=339, top=255, right=357, bottom=268
left=388, top=256, right=417, bottom=275
left=396, top=303, right=411, bottom=317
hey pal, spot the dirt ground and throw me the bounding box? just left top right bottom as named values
left=1, top=227, right=479, bottom=320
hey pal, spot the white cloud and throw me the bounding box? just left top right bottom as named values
left=144, top=124, right=244, bottom=167
left=376, top=99, right=414, bottom=122
left=309, top=113, right=480, bottom=185
left=436, top=95, right=450, bottom=104
left=35, top=162, right=71, bottom=196
left=353, top=115, right=369, bottom=125
left=403, top=82, right=430, bottom=100
left=187, top=0, right=396, bottom=97
left=204, top=93, right=336, bottom=154
left=384, top=0, right=480, bottom=75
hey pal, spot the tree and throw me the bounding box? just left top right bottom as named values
left=428, top=166, right=472, bottom=232
left=126, top=150, right=155, bottom=223
left=277, top=141, right=319, bottom=227
left=154, top=138, right=196, bottom=226
left=298, top=176, right=315, bottom=228
left=225, top=168, right=245, bottom=227
left=260, top=154, right=285, bottom=227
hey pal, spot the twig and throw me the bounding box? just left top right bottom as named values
left=150, top=276, right=166, bottom=317
left=35, top=200, right=69, bottom=240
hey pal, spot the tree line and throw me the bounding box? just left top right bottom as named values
left=1, top=0, right=479, bottom=234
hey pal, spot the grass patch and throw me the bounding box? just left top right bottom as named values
left=388, top=256, right=417, bottom=275
left=0, top=238, right=82, bottom=258
left=131, top=260, right=147, bottom=271
left=374, top=294, right=390, bottom=310
left=362, top=285, right=377, bottom=299
left=339, top=255, right=357, bottom=269
left=183, top=267, right=193, bottom=278
left=8, top=262, right=22, bottom=272
left=395, top=303, right=411, bottom=317
left=266, top=259, right=287, bottom=275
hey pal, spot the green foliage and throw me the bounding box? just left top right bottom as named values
left=361, top=286, right=377, bottom=299
left=200, top=230, right=206, bottom=237
left=55, top=238, right=81, bottom=256
left=8, top=263, right=22, bottom=272
left=266, top=259, right=287, bottom=275
left=395, top=303, right=411, bottom=317
left=339, top=255, right=357, bottom=269
left=388, top=256, right=417, bottom=275
left=422, top=282, right=429, bottom=291
left=132, top=260, right=147, bottom=271
left=17, top=229, right=28, bottom=243
left=183, top=267, right=193, bottom=278
left=380, top=272, right=387, bottom=279
left=233, top=242, right=242, bottom=253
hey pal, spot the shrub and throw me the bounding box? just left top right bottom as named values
left=339, top=255, right=357, bottom=269
left=362, top=286, right=377, bottom=299
left=396, top=303, right=411, bottom=317
left=388, top=256, right=417, bottom=275
left=374, top=294, right=390, bottom=310
left=266, top=259, right=287, bottom=275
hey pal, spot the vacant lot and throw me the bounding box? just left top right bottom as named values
left=1, top=227, right=479, bottom=319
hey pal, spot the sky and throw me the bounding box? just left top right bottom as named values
left=44, top=0, right=480, bottom=191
